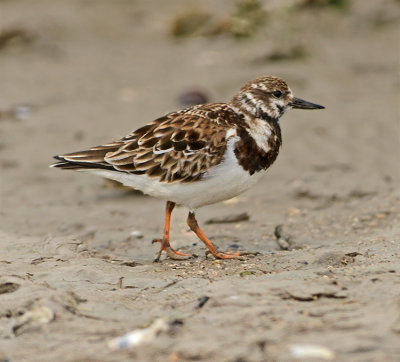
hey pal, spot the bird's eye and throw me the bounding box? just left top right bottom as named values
left=273, top=90, right=283, bottom=98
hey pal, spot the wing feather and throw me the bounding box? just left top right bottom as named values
left=52, top=104, right=240, bottom=183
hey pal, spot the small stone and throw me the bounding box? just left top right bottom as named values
left=239, top=270, right=256, bottom=277
left=77, top=243, right=89, bottom=252
left=130, top=230, right=144, bottom=239
left=179, top=90, right=209, bottom=106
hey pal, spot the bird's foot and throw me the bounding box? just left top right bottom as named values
left=152, top=238, right=192, bottom=262
left=205, top=250, right=260, bottom=260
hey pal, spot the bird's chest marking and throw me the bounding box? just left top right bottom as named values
left=234, top=118, right=282, bottom=175
left=246, top=119, right=273, bottom=153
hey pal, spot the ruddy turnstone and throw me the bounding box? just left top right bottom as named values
left=51, top=76, right=324, bottom=261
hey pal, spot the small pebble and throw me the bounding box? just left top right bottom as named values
left=196, top=296, right=210, bottom=309
left=13, top=105, right=33, bottom=121
left=179, top=90, right=209, bottom=106
left=130, top=230, right=144, bottom=239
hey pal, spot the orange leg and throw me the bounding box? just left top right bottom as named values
left=187, top=212, right=247, bottom=259
left=152, top=201, right=191, bottom=262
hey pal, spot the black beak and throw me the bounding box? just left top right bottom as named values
left=290, top=97, right=325, bottom=110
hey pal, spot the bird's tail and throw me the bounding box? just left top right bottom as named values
left=50, top=142, right=121, bottom=171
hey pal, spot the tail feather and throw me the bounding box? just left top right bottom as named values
left=51, top=158, right=116, bottom=171
left=50, top=143, right=122, bottom=171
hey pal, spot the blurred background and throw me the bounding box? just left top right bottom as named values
left=0, top=1, right=399, bottom=360
left=1, top=0, right=398, bottom=237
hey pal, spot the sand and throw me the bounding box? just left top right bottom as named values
left=0, top=0, right=399, bottom=361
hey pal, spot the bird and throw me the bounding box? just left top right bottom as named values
left=51, top=76, right=324, bottom=261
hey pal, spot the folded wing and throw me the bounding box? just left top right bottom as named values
left=52, top=105, right=235, bottom=183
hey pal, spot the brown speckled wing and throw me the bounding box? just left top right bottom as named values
left=53, top=104, right=238, bottom=183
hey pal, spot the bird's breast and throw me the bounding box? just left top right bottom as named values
left=233, top=119, right=282, bottom=175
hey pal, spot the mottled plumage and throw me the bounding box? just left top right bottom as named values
left=52, top=76, right=324, bottom=261
left=53, top=104, right=240, bottom=183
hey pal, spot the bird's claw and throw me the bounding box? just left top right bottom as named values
left=152, top=238, right=192, bottom=262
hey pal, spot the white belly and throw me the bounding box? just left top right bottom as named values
left=87, top=139, right=266, bottom=210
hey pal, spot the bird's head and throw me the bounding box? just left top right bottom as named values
left=230, top=76, right=324, bottom=120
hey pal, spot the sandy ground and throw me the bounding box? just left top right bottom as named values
left=0, top=0, right=399, bottom=361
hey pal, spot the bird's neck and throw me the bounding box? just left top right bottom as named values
left=228, top=100, right=282, bottom=176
